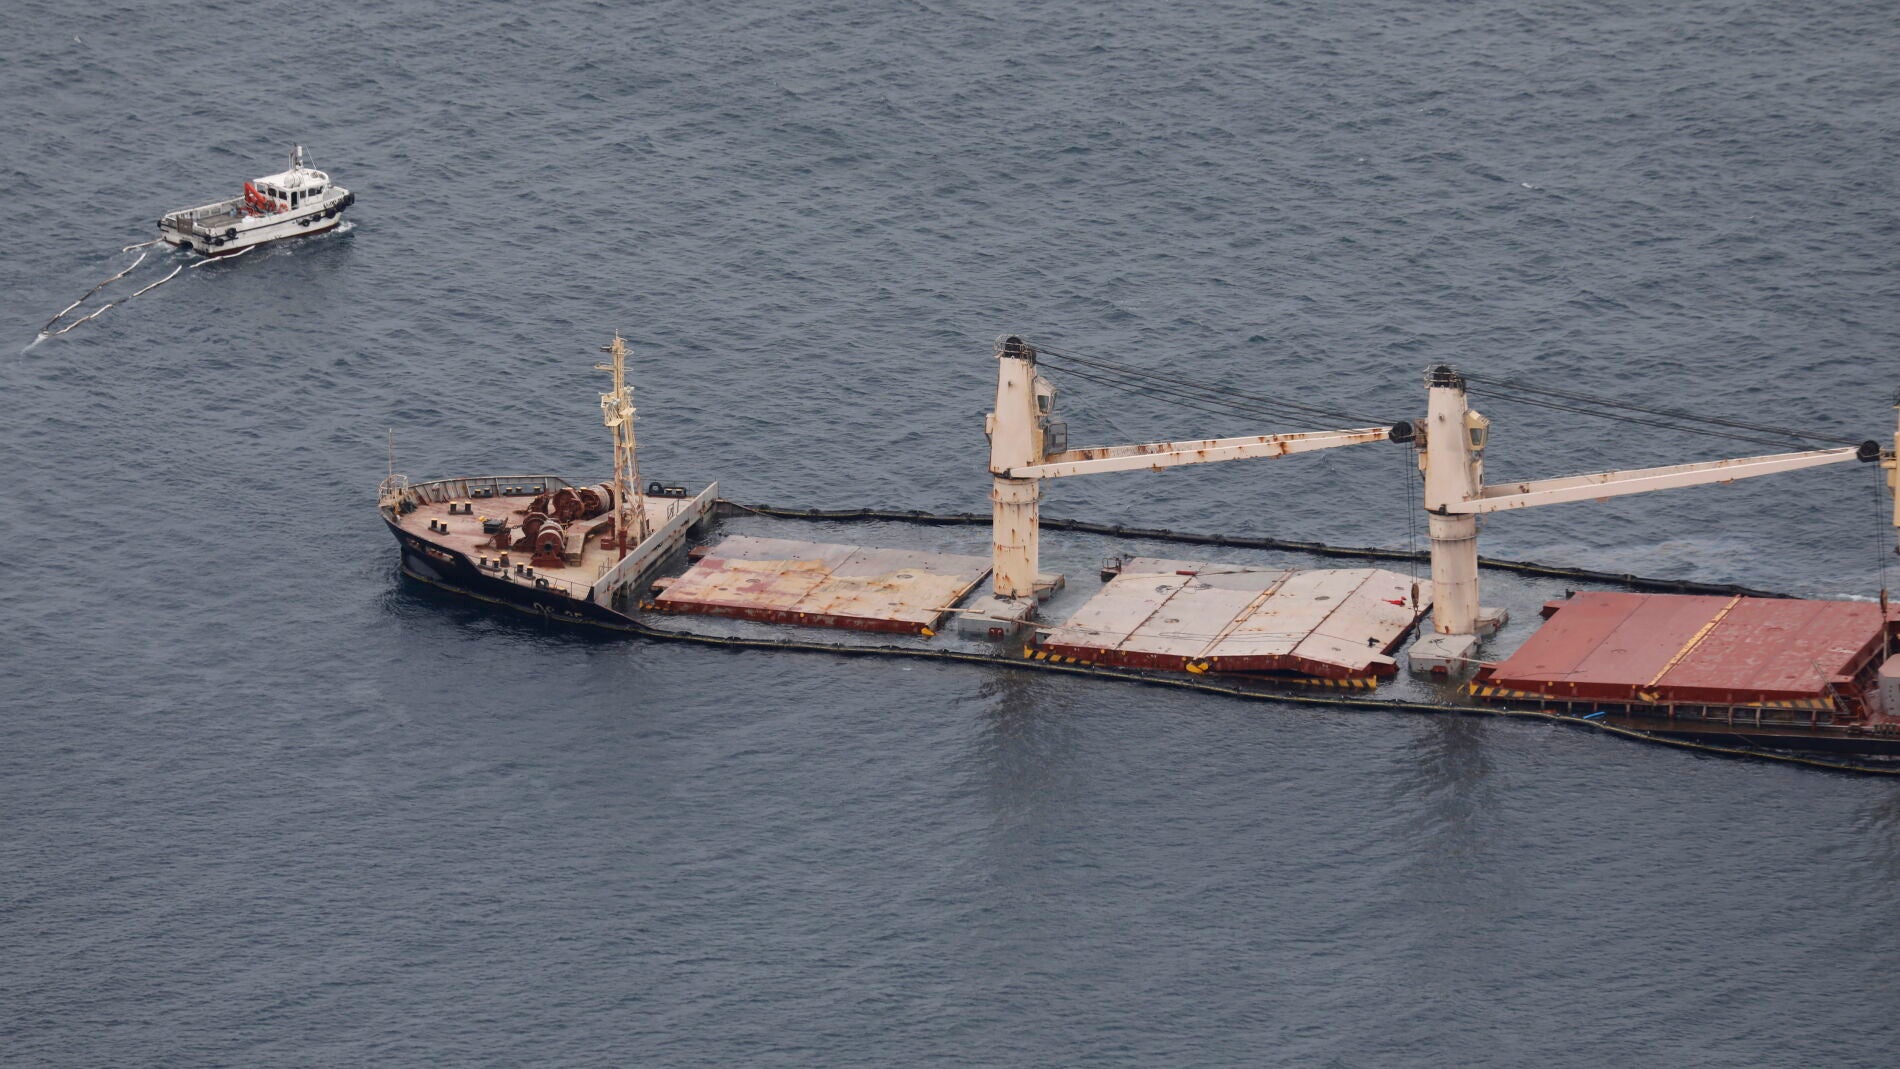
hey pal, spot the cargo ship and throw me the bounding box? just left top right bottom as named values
left=382, top=332, right=1900, bottom=758
left=379, top=337, right=715, bottom=625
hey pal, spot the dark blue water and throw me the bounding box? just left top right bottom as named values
left=7, top=1, right=1900, bottom=1064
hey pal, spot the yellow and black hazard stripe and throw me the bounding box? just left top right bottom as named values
left=1467, top=682, right=1551, bottom=701
left=1022, top=646, right=1094, bottom=666
left=1742, top=698, right=1835, bottom=711
left=1279, top=675, right=1380, bottom=690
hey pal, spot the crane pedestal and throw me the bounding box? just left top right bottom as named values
left=956, top=574, right=1065, bottom=639
left=1407, top=607, right=1508, bottom=674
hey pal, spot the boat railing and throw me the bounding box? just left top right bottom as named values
left=164, top=199, right=242, bottom=229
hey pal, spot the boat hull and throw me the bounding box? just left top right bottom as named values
left=165, top=214, right=345, bottom=256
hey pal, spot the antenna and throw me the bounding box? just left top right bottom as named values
left=377, top=428, right=410, bottom=507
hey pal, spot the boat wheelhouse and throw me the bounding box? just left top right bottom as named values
left=158, top=146, right=355, bottom=256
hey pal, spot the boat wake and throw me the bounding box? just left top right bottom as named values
left=32, top=241, right=250, bottom=345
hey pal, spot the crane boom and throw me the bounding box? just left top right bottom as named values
left=974, top=334, right=1392, bottom=628
left=1450, top=444, right=1868, bottom=514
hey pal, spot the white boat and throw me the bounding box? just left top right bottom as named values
left=157, top=146, right=354, bottom=256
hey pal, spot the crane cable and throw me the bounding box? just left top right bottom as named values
left=1033, top=358, right=1380, bottom=431
left=1032, top=343, right=1397, bottom=428
left=1011, top=343, right=1864, bottom=451
left=1461, top=372, right=1866, bottom=449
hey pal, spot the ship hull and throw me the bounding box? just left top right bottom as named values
left=1592, top=715, right=1900, bottom=757
left=385, top=519, right=640, bottom=630
left=1471, top=704, right=1900, bottom=757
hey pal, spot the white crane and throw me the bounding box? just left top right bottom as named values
left=963, top=336, right=1396, bottom=635
left=1405, top=364, right=1894, bottom=672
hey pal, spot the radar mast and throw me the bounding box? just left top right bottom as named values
left=598, top=335, right=650, bottom=557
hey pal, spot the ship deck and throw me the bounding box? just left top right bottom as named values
left=652, top=535, right=992, bottom=634
left=392, top=482, right=703, bottom=600
left=1036, top=557, right=1427, bottom=678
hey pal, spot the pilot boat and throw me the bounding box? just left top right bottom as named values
left=157, top=146, right=355, bottom=256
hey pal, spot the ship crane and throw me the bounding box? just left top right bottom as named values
left=1406, top=364, right=1894, bottom=673
left=965, top=335, right=1397, bottom=635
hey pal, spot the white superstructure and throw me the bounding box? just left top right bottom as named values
left=158, top=146, right=354, bottom=255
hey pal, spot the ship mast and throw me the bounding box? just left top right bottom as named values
left=598, top=335, right=650, bottom=557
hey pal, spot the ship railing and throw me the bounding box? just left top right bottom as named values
left=484, top=561, right=594, bottom=599
left=399, top=474, right=576, bottom=508
left=590, top=482, right=720, bottom=606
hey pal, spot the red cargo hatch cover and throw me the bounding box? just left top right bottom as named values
left=1479, top=592, right=1893, bottom=704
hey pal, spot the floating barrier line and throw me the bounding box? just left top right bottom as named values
left=50, top=303, right=115, bottom=335
left=193, top=246, right=252, bottom=266
left=36, top=245, right=251, bottom=340
left=131, top=264, right=185, bottom=297
left=716, top=501, right=1797, bottom=599
left=402, top=565, right=1900, bottom=777
left=41, top=249, right=147, bottom=334
left=47, top=296, right=86, bottom=323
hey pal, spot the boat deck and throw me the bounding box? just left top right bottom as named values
left=165, top=200, right=244, bottom=229
left=652, top=535, right=992, bottom=634
left=1036, top=557, right=1427, bottom=678
left=393, top=484, right=703, bottom=600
